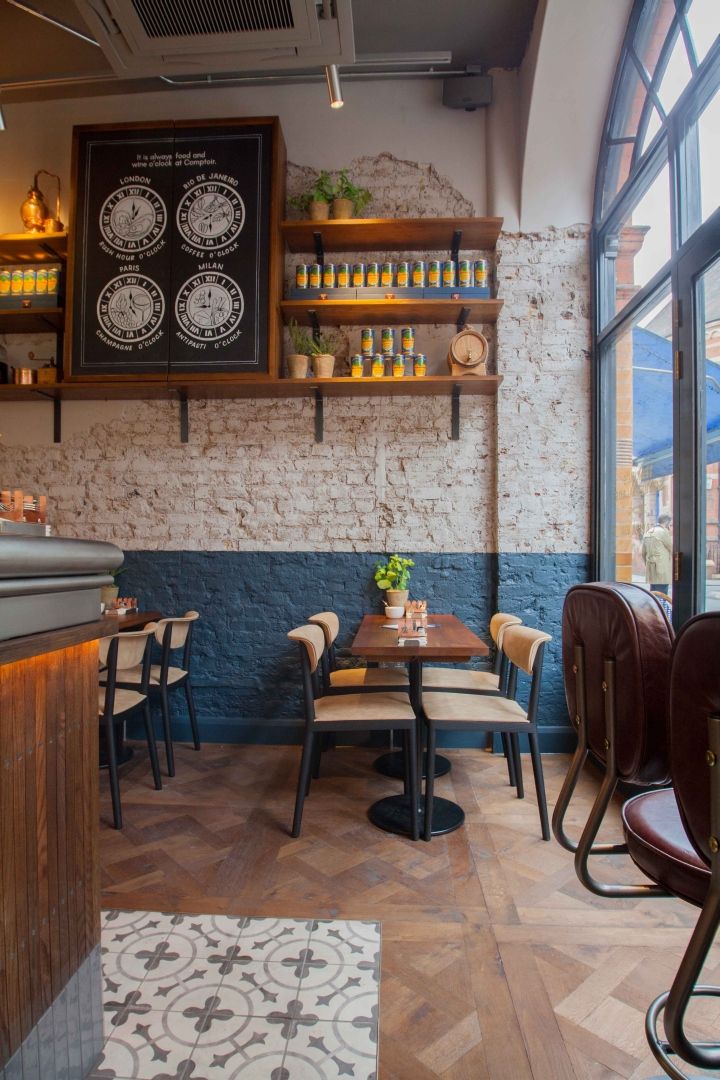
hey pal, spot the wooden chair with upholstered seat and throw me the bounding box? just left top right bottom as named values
left=99, top=626, right=162, bottom=829
left=421, top=624, right=553, bottom=841
left=116, top=611, right=200, bottom=778
left=421, top=612, right=521, bottom=693
left=288, top=623, right=420, bottom=839
left=308, top=611, right=410, bottom=693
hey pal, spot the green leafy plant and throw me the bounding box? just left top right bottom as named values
left=333, top=169, right=372, bottom=215
left=288, top=170, right=336, bottom=212
left=374, top=554, right=414, bottom=591
left=308, top=329, right=343, bottom=356
left=287, top=318, right=314, bottom=355
left=110, top=567, right=126, bottom=581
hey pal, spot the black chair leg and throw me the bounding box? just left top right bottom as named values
left=423, top=722, right=436, bottom=842
left=184, top=680, right=201, bottom=751
left=142, top=702, right=162, bottom=791
left=512, top=733, right=524, bottom=798
left=408, top=723, right=419, bottom=842
left=292, top=726, right=315, bottom=837
left=528, top=732, right=551, bottom=841
left=311, top=735, right=322, bottom=782
left=159, top=686, right=175, bottom=778
left=501, top=732, right=517, bottom=788
left=104, top=714, right=122, bottom=830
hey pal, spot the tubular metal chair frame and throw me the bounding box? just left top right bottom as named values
left=290, top=630, right=420, bottom=840
left=551, top=646, right=669, bottom=899
left=100, top=629, right=162, bottom=830
left=308, top=611, right=409, bottom=696
left=644, top=713, right=720, bottom=1079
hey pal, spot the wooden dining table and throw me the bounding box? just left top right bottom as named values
left=351, top=613, right=489, bottom=838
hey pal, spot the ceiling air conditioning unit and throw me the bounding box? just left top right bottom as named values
left=73, top=0, right=355, bottom=77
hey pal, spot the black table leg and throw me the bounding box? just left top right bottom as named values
left=373, top=657, right=452, bottom=779
left=368, top=794, right=464, bottom=837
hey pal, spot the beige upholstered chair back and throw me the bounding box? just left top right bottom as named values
left=308, top=611, right=340, bottom=647
left=489, top=612, right=522, bottom=649
left=99, top=625, right=156, bottom=670
left=154, top=611, right=199, bottom=649
left=503, top=624, right=552, bottom=675
left=288, top=624, right=326, bottom=673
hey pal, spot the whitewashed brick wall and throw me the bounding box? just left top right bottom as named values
left=0, top=159, right=591, bottom=555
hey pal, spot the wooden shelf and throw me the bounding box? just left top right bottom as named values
left=0, top=232, right=68, bottom=263
left=281, top=217, right=503, bottom=254
left=0, top=374, right=502, bottom=402
left=0, top=307, right=64, bottom=333
left=280, top=298, right=502, bottom=327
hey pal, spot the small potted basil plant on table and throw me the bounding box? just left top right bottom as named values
left=374, top=554, right=414, bottom=612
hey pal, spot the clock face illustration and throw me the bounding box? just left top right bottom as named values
left=175, top=272, right=244, bottom=341
left=99, top=186, right=167, bottom=252
left=97, top=274, right=165, bottom=343
left=176, top=180, right=245, bottom=251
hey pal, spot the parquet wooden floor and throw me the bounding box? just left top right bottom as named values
left=99, top=743, right=720, bottom=1079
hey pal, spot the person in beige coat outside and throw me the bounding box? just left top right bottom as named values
left=641, top=514, right=673, bottom=593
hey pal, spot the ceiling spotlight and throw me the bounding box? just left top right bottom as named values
left=325, top=64, right=343, bottom=109
left=0, top=101, right=5, bottom=132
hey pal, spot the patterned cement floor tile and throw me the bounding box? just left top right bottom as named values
left=97, top=912, right=380, bottom=1080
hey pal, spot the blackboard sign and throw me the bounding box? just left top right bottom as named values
left=68, top=119, right=277, bottom=378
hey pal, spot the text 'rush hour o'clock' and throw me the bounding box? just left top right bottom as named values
left=69, top=120, right=275, bottom=377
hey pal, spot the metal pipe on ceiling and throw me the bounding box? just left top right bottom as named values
left=4, top=0, right=101, bottom=47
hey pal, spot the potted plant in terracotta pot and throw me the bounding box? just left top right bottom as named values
left=101, top=566, right=125, bottom=608
left=332, top=170, right=372, bottom=219
left=286, top=319, right=313, bottom=378
left=309, top=329, right=342, bottom=378
left=288, top=170, right=335, bottom=221
left=374, top=554, right=414, bottom=609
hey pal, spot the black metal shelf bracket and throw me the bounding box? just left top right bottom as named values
left=34, top=389, right=61, bottom=442
left=451, top=229, right=462, bottom=265
left=314, top=387, right=324, bottom=442
left=308, top=308, right=321, bottom=345
left=179, top=392, right=189, bottom=443
left=457, top=305, right=471, bottom=332
left=451, top=384, right=462, bottom=441
left=313, top=231, right=325, bottom=269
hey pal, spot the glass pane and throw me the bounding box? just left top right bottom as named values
left=697, top=254, right=720, bottom=611
left=610, top=285, right=674, bottom=600
left=656, top=30, right=693, bottom=113
left=610, top=57, right=647, bottom=138
left=602, top=161, right=671, bottom=327
left=635, top=0, right=676, bottom=79
left=640, top=104, right=663, bottom=156
left=698, top=90, right=720, bottom=225
left=601, top=141, right=635, bottom=215
left=687, top=0, right=720, bottom=64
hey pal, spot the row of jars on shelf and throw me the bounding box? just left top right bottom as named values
left=296, top=259, right=488, bottom=290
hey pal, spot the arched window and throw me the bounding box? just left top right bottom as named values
left=593, top=0, right=719, bottom=624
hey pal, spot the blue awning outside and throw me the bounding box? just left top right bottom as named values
left=632, top=326, right=720, bottom=479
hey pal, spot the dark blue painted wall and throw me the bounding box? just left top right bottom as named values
left=121, top=550, right=588, bottom=749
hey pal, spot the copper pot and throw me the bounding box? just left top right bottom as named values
left=13, top=368, right=37, bottom=385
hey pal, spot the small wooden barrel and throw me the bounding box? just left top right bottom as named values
left=447, top=325, right=488, bottom=376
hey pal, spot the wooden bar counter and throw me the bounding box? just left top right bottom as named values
left=0, top=534, right=122, bottom=1079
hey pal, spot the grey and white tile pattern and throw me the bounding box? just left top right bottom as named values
left=89, top=912, right=381, bottom=1080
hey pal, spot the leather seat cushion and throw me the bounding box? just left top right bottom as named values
left=422, top=668, right=499, bottom=692
left=422, top=691, right=528, bottom=726
left=98, top=687, right=145, bottom=718
left=562, top=582, right=673, bottom=783
left=313, top=691, right=414, bottom=723
left=622, top=788, right=710, bottom=907
left=330, top=667, right=409, bottom=688
left=107, top=664, right=187, bottom=687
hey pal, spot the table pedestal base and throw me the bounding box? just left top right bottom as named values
left=373, top=750, right=451, bottom=780
left=368, top=794, right=464, bottom=838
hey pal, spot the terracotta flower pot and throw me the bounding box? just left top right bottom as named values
left=287, top=354, right=309, bottom=378
left=308, top=200, right=330, bottom=221
left=386, top=589, right=409, bottom=608
left=312, top=354, right=335, bottom=378
left=332, top=198, right=354, bottom=220
left=101, top=584, right=119, bottom=606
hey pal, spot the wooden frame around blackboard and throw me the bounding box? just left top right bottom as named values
left=63, top=113, right=284, bottom=382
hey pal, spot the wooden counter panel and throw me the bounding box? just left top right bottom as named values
left=0, top=637, right=100, bottom=1068
left=0, top=619, right=110, bottom=667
